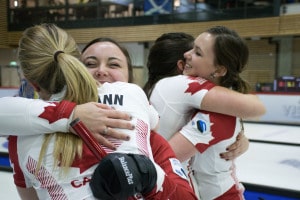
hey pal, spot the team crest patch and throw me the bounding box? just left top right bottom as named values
left=169, top=158, right=187, bottom=180
left=191, top=113, right=211, bottom=135
left=195, top=119, right=207, bottom=133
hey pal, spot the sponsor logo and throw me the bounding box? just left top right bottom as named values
left=119, top=156, right=134, bottom=185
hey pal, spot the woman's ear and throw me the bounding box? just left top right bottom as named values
left=215, top=65, right=227, bottom=77
left=177, top=60, right=185, bottom=72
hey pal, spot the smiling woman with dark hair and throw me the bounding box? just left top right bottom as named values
left=145, top=27, right=265, bottom=200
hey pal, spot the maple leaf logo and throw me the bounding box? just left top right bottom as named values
left=184, top=77, right=214, bottom=95
left=39, top=101, right=75, bottom=124
left=185, top=81, right=203, bottom=95
left=39, top=105, right=60, bottom=124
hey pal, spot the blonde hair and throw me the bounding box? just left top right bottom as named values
left=18, top=23, right=99, bottom=174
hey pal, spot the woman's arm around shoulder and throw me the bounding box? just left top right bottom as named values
left=0, top=97, right=132, bottom=149
left=201, top=86, right=266, bottom=118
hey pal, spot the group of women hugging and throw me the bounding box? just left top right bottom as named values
left=0, top=23, right=265, bottom=200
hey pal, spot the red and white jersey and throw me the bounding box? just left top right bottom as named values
left=9, top=131, right=196, bottom=200
left=98, top=82, right=158, bottom=157
left=181, top=111, right=245, bottom=200
left=150, top=75, right=244, bottom=199
left=1, top=82, right=197, bottom=200
left=9, top=135, right=99, bottom=199
left=8, top=82, right=162, bottom=199
left=149, top=75, right=215, bottom=140
left=0, top=97, right=73, bottom=136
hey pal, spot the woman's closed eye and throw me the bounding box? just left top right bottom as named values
left=195, top=48, right=203, bottom=57
left=84, top=60, right=98, bottom=68
left=108, top=62, right=122, bottom=69
left=196, top=51, right=202, bottom=57
left=194, top=46, right=203, bottom=57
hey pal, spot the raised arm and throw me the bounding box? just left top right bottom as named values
left=0, top=97, right=70, bottom=135
left=0, top=97, right=133, bottom=149
left=201, top=86, right=266, bottom=118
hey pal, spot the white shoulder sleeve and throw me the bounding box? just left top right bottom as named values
left=0, top=97, right=69, bottom=135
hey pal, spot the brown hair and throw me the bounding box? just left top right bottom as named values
left=143, top=32, right=194, bottom=97
left=206, top=26, right=251, bottom=93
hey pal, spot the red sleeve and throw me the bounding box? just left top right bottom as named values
left=144, top=131, right=197, bottom=200
left=8, top=136, right=27, bottom=188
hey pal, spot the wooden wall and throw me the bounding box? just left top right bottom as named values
left=242, top=39, right=277, bottom=91
left=1, top=17, right=283, bottom=46
left=292, top=38, right=300, bottom=76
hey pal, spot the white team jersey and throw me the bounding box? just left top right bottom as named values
left=98, top=82, right=158, bottom=158
left=150, top=75, right=215, bottom=140
left=150, top=75, right=244, bottom=199
left=181, top=111, right=244, bottom=200
left=9, top=82, right=161, bottom=199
